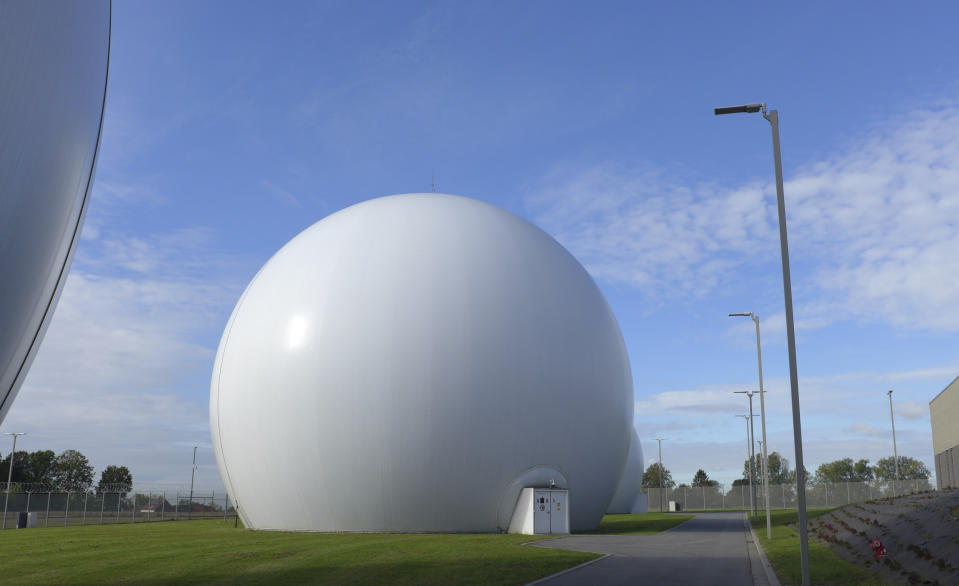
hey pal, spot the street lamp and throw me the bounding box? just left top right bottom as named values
left=888, top=390, right=900, bottom=496
left=3, top=432, right=26, bottom=530
left=654, top=438, right=667, bottom=513
left=716, top=102, right=809, bottom=585
left=734, top=391, right=760, bottom=516
left=730, top=312, right=772, bottom=538
left=188, top=446, right=197, bottom=521
left=734, top=414, right=757, bottom=515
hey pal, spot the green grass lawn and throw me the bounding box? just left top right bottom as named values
left=749, top=509, right=890, bottom=586
left=586, top=512, right=694, bottom=534
left=0, top=520, right=599, bottom=585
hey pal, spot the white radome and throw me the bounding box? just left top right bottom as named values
left=211, top=194, right=633, bottom=532
left=607, top=428, right=648, bottom=514
left=0, top=2, right=110, bottom=424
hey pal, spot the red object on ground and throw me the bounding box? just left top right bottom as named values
left=871, top=537, right=886, bottom=561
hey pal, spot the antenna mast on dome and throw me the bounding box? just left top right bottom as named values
left=431, top=169, right=436, bottom=193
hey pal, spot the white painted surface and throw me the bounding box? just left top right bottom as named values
left=211, top=194, right=633, bottom=532
left=508, top=488, right=536, bottom=534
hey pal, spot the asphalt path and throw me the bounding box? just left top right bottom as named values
left=530, top=513, right=772, bottom=586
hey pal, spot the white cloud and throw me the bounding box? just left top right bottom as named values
left=1, top=197, right=256, bottom=488
left=529, top=106, right=959, bottom=331
left=896, top=399, right=927, bottom=421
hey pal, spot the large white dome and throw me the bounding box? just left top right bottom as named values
left=607, top=428, right=648, bottom=514
left=0, top=2, right=110, bottom=424
left=211, top=194, right=633, bottom=532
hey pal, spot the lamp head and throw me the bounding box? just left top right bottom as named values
left=714, top=103, right=763, bottom=115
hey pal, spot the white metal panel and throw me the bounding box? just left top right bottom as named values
left=550, top=490, right=569, bottom=534
left=211, top=194, right=633, bottom=532
left=533, top=490, right=551, bottom=535
left=0, top=1, right=111, bottom=424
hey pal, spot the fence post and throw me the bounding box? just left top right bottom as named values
left=703, top=487, right=706, bottom=510
left=115, top=492, right=121, bottom=523
left=161, top=491, right=166, bottom=520
left=65, top=492, right=70, bottom=527
left=683, top=486, right=686, bottom=511
left=99, top=492, right=105, bottom=524
left=45, top=492, right=51, bottom=527
left=224, top=495, right=229, bottom=522
left=175, top=491, right=179, bottom=520
left=131, top=492, right=136, bottom=524
left=846, top=482, right=850, bottom=505
left=83, top=492, right=88, bottom=525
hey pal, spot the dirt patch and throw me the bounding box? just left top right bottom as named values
left=807, top=489, right=959, bottom=585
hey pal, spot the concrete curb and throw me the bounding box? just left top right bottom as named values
left=524, top=553, right=612, bottom=585
left=745, top=516, right=781, bottom=586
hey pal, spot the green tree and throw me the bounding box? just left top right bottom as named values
left=52, top=450, right=94, bottom=492
left=22, top=450, right=57, bottom=484
left=642, top=463, right=675, bottom=489
left=743, top=451, right=807, bottom=485
left=874, top=456, right=930, bottom=481
left=97, top=465, right=133, bottom=497
left=813, top=458, right=857, bottom=484
left=692, top=469, right=718, bottom=487
left=853, top=459, right=874, bottom=482
left=3, top=450, right=78, bottom=486
left=0, top=451, right=30, bottom=483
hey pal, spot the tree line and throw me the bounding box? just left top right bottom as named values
left=0, top=449, right=133, bottom=495
left=640, top=451, right=930, bottom=489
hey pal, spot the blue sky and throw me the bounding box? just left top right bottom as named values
left=4, top=1, right=959, bottom=489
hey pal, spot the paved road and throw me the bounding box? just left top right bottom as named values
left=531, top=513, right=772, bottom=586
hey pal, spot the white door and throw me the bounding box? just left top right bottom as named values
left=550, top=491, right=569, bottom=534
left=533, top=490, right=551, bottom=534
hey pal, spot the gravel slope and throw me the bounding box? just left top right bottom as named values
left=806, top=489, right=959, bottom=585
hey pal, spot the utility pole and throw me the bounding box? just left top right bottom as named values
left=3, top=432, right=26, bottom=530
left=735, top=391, right=759, bottom=516
left=888, top=390, right=900, bottom=496
left=188, top=446, right=197, bottom=520
left=654, top=438, right=667, bottom=512
left=734, top=415, right=754, bottom=515
left=729, top=312, right=772, bottom=538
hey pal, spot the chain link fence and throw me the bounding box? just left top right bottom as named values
left=645, top=479, right=935, bottom=512
left=0, top=483, right=236, bottom=530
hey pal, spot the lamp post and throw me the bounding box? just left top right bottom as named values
left=735, top=391, right=759, bottom=516
left=730, top=312, right=772, bottom=538
left=3, top=432, right=26, bottom=530
left=888, top=390, right=900, bottom=496
left=734, top=414, right=755, bottom=515
left=716, top=102, right=809, bottom=585
left=188, top=446, right=197, bottom=521
left=654, top=438, right=667, bottom=513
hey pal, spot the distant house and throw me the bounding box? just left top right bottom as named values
left=930, top=376, right=959, bottom=489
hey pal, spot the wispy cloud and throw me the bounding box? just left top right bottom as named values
left=261, top=180, right=301, bottom=207
left=529, top=106, right=959, bottom=331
